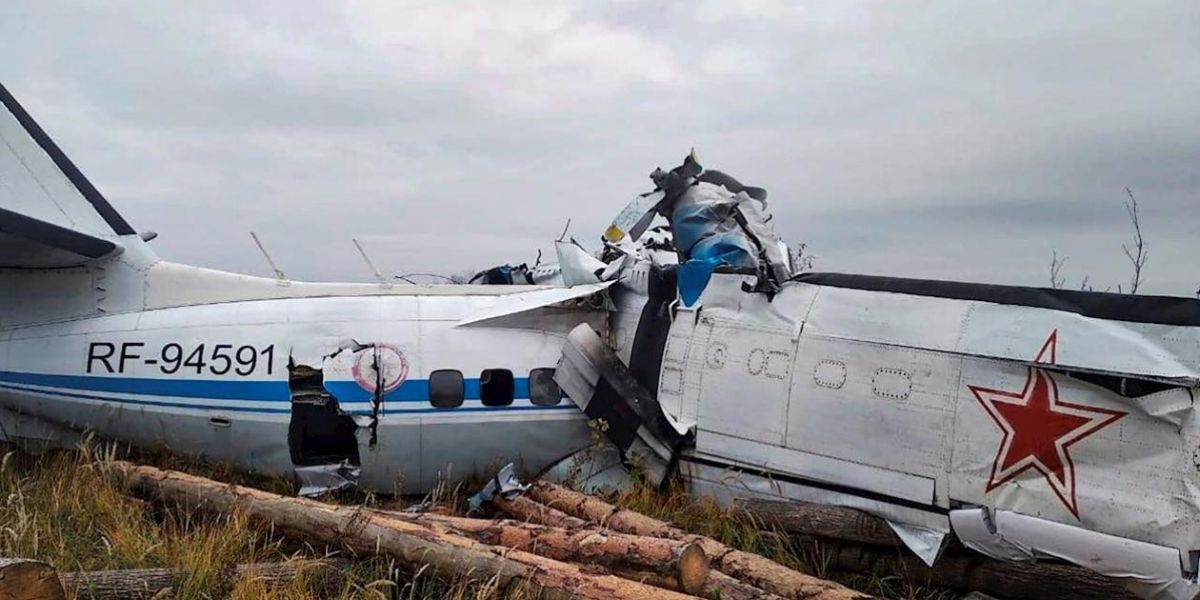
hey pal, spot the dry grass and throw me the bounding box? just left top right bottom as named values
left=0, top=442, right=534, bottom=600
left=1, top=440, right=956, bottom=599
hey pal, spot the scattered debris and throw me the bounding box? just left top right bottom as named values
left=647, top=152, right=790, bottom=303
left=294, top=461, right=360, bottom=498
left=556, top=323, right=692, bottom=486
left=736, top=498, right=1139, bottom=600
left=467, top=462, right=528, bottom=514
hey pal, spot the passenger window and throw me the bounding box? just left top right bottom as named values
left=529, top=368, right=561, bottom=406
left=429, top=370, right=464, bottom=408
left=480, top=369, right=514, bottom=407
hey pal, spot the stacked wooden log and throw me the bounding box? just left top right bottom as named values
left=0, top=457, right=1144, bottom=600
left=0, top=456, right=1143, bottom=600
left=84, top=461, right=871, bottom=600
left=1, top=558, right=348, bottom=600
left=506, top=480, right=873, bottom=600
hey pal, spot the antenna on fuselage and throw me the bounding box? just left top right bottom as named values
left=250, top=231, right=289, bottom=285
left=353, top=238, right=392, bottom=289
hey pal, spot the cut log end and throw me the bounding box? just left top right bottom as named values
left=0, top=558, right=66, bottom=600
left=677, top=541, right=709, bottom=595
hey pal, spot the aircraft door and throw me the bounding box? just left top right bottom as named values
left=657, top=305, right=713, bottom=428
left=695, top=317, right=798, bottom=447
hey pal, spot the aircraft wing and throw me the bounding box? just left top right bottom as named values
left=456, top=281, right=615, bottom=327
left=0, top=82, right=132, bottom=267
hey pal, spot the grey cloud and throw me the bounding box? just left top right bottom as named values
left=1, top=0, right=1196, bottom=296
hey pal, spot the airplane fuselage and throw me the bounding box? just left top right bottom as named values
left=598, top=267, right=1200, bottom=598
left=0, top=259, right=596, bottom=494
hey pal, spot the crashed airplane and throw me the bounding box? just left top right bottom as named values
left=1, top=81, right=1199, bottom=599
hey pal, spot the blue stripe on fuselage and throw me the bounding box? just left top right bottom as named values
left=0, top=371, right=551, bottom=416
left=0, top=381, right=575, bottom=415
left=0, top=371, right=289, bottom=401
left=0, top=382, right=293, bottom=413
left=323, top=378, right=531, bottom=403
left=0, top=371, right=533, bottom=403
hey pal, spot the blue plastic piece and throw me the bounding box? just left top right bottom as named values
left=678, top=259, right=718, bottom=307
left=673, top=203, right=757, bottom=306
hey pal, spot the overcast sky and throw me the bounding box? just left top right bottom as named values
left=2, top=1, right=1197, bottom=295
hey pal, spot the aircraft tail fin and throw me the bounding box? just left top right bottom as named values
left=0, top=82, right=139, bottom=268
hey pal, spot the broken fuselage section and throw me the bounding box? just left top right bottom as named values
left=553, top=155, right=1200, bottom=600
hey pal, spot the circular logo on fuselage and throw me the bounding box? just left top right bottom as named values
left=352, top=344, right=409, bottom=394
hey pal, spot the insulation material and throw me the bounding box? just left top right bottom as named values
left=669, top=183, right=766, bottom=306
left=671, top=186, right=760, bottom=270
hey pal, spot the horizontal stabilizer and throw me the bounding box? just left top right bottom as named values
left=0, top=207, right=121, bottom=267
left=0, top=82, right=138, bottom=268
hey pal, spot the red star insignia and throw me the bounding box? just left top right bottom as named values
left=968, top=330, right=1126, bottom=519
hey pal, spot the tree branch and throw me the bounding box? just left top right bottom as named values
left=1049, top=251, right=1067, bottom=289
left=1120, top=187, right=1148, bottom=294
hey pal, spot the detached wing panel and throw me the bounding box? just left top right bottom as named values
left=0, top=82, right=130, bottom=267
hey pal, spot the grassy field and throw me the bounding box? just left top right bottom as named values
left=0, top=443, right=500, bottom=599
left=0, top=441, right=955, bottom=599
